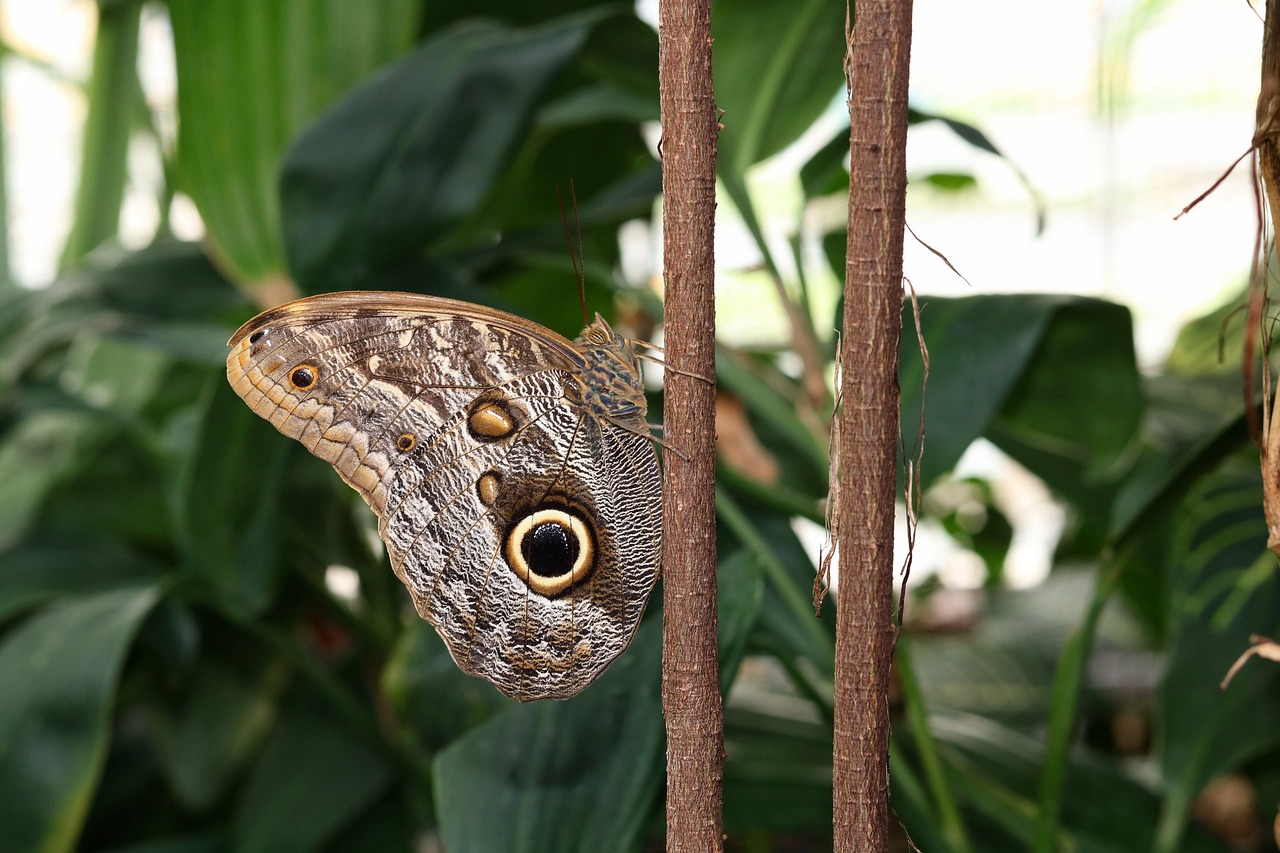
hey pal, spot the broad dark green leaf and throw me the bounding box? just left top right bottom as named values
left=1155, top=455, right=1280, bottom=852
left=434, top=618, right=664, bottom=853
left=931, top=713, right=1226, bottom=853
left=232, top=690, right=394, bottom=852
left=0, top=538, right=158, bottom=623
left=995, top=300, right=1142, bottom=480
left=713, top=0, right=844, bottom=176
left=0, top=410, right=115, bottom=549
left=899, top=295, right=1143, bottom=496
left=0, top=586, right=158, bottom=853
left=899, top=294, right=1058, bottom=489
left=435, top=554, right=760, bottom=852
left=280, top=18, right=593, bottom=292
left=383, top=620, right=510, bottom=752
left=173, top=376, right=291, bottom=611
left=151, top=656, right=290, bottom=811
left=167, top=0, right=422, bottom=284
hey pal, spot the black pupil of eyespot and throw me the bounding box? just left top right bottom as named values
left=522, top=521, right=578, bottom=577
left=292, top=367, right=314, bottom=386
left=249, top=330, right=265, bottom=343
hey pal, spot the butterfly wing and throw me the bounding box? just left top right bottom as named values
left=227, top=292, right=661, bottom=701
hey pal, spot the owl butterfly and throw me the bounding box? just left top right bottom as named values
left=226, top=292, right=661, bottom=701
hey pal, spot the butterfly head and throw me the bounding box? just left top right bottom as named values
left=572, top=314, right=648, bottom=425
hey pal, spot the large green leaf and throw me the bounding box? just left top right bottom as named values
left=994, top=300, right=1142, bottom=481
left=0, top=586, right=159, bottom=853
left=433, top=618, right=664, bottom=853
left=1155, top=455, right=1280, bottom=852
left=0, top=538, right=158, bottom=623
left=899, top=294, right=1058, bottom=489
left=166, top=0, right=422, bottom=285
left=899, top=294, right=1143, bottom=502
left=172, top=377, right=292, bottom=611
left=279, top=17, right=593, bottom=293
left=0, top=409, right=114, bottom=549
left=713, top=0, right=845, bottom=177
left=151, top=655, right=290, bottom=811
left=434, top=554, right=762, bottom=852
left=231, top=689, right=394, bottom=852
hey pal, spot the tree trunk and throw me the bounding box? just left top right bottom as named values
left=658, top=0, right=723, bottom=850
left=832, top=0, right=913, bottom=849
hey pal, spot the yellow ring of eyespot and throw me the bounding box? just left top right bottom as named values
left=504, top=508, right=595, bottom=597
left=396, top=432, right=416, bottom=452
left=289, top=364, right=318, bottom=390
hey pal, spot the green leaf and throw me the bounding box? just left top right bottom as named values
left=1155, top=455, right=1280, bottom=852
left=0, top=586, right=159, bottom=853
left=434, top=553, right=760, bottom=852
left=280, top=17, right=593, bottom=292
left=0, top=538, right=158, bottom=623
left=231, top=689, right=394, bottom=852
left=383, top=620, right=510, bottom=753
left=996, top=300, right=1142, bottom=481
left=173, top=377, right=292, bottom=611
left=151, top=656, right=290, bottom=811
left=434, top=618, right=664, bottom=853
left=899, top=294, right=1057, bottom=489
left=920, top=171, right=979, bottom=192
left=713, top=0, right=845, bottom=176
left=58, top=0, right=141, bottom=270
left=0, top=410, right=114, bottom=550
left=899, top=295, right=1143, bottom=498
left=166, top=0, right=422, bottom=284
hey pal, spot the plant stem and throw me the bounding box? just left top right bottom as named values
left=895, top=635, right=971, bottom=853
left=832, top=0, right=914, bottom=849
left=1033, top=565, right=1119, bottom=853
left=658, top=0, right=723, bottom=847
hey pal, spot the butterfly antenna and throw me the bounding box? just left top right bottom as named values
left=557, top=183, right=590, bottom=325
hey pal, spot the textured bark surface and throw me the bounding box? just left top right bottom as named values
left=1256, top=0, right=1280, bottom=557
left=833, top=0, right=913, bottom=849
left=658, top=0, right=722, bottom=850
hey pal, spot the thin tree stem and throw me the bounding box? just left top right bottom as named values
left=658, top=0, right=722, bottom=848
left=832, top=0, right=913, bottom=849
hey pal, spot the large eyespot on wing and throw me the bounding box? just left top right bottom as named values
left=380, top=383, right=662, bottom=702
left=225, top=292, right=662, bottom=701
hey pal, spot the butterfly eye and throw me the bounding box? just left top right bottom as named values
left=289, top=365, right=317, bottom=390
left=588, top=328, right=609, bottom=345
left=505, top=506, right=596, bottom=596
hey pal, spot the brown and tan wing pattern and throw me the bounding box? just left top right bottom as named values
left=226, top=291, right=661, bottom=701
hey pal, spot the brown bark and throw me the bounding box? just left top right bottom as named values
left=1256, top=0, right=1280, bottom=556
left=658, top=0, right=722, bottom=849
left=832, top=0, right=913, bottom=849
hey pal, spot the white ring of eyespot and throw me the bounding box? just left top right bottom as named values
left=505, top=508, right=595, bottom=597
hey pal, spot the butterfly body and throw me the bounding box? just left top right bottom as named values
left=226, top=292, right=661, bottom=701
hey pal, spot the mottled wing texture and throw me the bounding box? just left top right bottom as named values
left=226, top=292, right=661, bottom=701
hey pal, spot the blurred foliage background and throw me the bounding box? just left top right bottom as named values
left=0, top=0, right=1277, bottom=851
